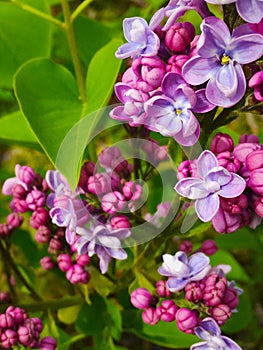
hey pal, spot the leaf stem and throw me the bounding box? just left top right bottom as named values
left=61, top=0, right=87, bottom=104
left=70, top=0, right=93, bottom=23
left=10, top=0, right=64, bottom=29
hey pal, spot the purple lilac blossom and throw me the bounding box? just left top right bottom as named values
left=182, top=17, right=263, bottom=107
left=144, top=72, right=214, bottom=146
left=191, top=317, right=242, bottom=350
left=163, top=0, right=211, bottom=31
left=2, top=165, right=35, bottom=195
left=158, top=251, right=211, bottom=292
left=174, top=150, right=246, bottom=222
left=74, top=223, right=130, bottom=274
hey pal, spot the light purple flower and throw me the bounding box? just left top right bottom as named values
left=2, top=165, right=35, bottom=195
left=75, top=223, right=131, bottom=274
left=163, top=0, right=211, bottom=31
left=158, top=251, right=211, bottom=292
left=191, top=317, right=242, bottom=350
left=174, top=150, right=246, bottom=222
left=183, top=17, right=263, bottom=107
left=145, top=72, right=214, bottom=146
left=115, top=16, right=161, bottom=59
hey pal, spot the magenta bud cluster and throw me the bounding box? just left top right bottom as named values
left=0, top=305, right=56, bottom=349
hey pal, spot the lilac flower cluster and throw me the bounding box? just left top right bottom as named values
left=175, top=133, right=263, bottom=233
left=131, top=250, right=242, bottom=349
left=112, top=0, right=263, bottom=146
left=0, top=305, right=56, bottom=349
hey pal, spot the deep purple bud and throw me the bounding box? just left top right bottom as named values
left=87, top=173, right=111, bottom=195
left=222, top=287, right=239, bottom=310
left=142, top=307, right=160, bottom=325
left=175, top=308, right=199, bottom=334
left=76, top=253, right=90, bottom=266
left=199, top=240, right=218, bottom=256
left=177, top=159, right=197, bottom=180
left=6, top=306, right=28, bottom=325
left=166, top=54, right=189, bottom=74
left=30, top=208, right=50, bottom=229
left=99, top=147, right=122, bottom=169
left=212, top=207, right=242, bottom=234
left=165, top=22, right=195, bottom=53
left=178, top=240, right=193, bottom=254
left=78, top=161, right=95, bottom=190
left=156, top=300, right=178, bottom=322
left=35, top=226, right=51, bottom=243
left=40, top=256, right=54, bottom=270
left=57, top=254, right=72, bottom=272
left=17, top=165, right=35, bottom=184
left=11, top=198, right=29, bottom=213
left=185, top=281, right=204, bottom=303
left=12, top=184, right=27, bottom=199
left=130, top=288, right=152, bottom=309
left=0, top=224, right=10, bottom=236
left=17, top=325, right=33, bottom=346
left=48, top=238, right=62, bottom=254
left=122, top=182, right=142, bottom=201
left=31, top=317, right=43, bottom=333
left=0, top=313, right=15, bottom=329
left=203, top=273, right=227, bottom=307
left=0, top=292, right=11, bottom=304
left=1, top=329, right=18, bottom=348
left=249, top=71, right=263, bottom=102
left=248, top=169, right=263, bottom=195
left=254, top=197, right=263, bottom=217
left=40, top=336, right=57, bottom=350
left=233, top=142, right=261, bottom=163
left=239, top=134, right=259, bottom=144
left=6, top=213, right=23, bottom=230
left=26, top=189, right=45, bottom=211
left=111, top=215, right=131, bottom=229
left=217, top=151, right=241, bottom=173
left=132, top=56, right=166, bottom=92
left=156, top=280, right=171, bottom=298
left=220, top=195, right=248, bottom=215
left=245, top=150, right=263, bottom=171
left=210, top=133, right=234, bottom=155
left=101, top=191, right=126, bottom=214
left=209, top=304, right=231, bottom=325
left=66, top=264, right=90, bottom=284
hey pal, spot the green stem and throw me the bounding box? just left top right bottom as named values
left=70, top=0, right=93, bottom=23
left=10, top=0, right=64, bottom=29
left=61, top=0, right=87, bottom=104
left=0, top=240, right=42, bottom=302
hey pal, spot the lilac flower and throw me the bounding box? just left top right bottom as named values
left=2, top=165, right=35, bottom=195
left=182, top=17, right=263, bottom=107
left=163, top=0, right=211, bottom=31
left=74, top=223, right=131, bottom=274
left=204, top=0, right=263, bottom=23
left=115, top=15, right=162, bottom=60
left=158, top=251, right=211, bottom=292
left=191, top=317, right=242, bottom=350
left=175, top=150, right=246, bottom=222
left=145, top=73, right=214, bottom=146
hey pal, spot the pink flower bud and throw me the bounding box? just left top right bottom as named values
left=220, top=195, right=248, bottom=215
left=254, top=197, right=263, bottom=217
left=40, top=256, right=54, bottom=270
left=76, top=253, right=90, bottom=266
left=1, top=329, right=18, bottom=348
left=199, top=240, right=218, bottom=256
left=222, top=287, right=239, bottom=310
left=156, top=280, right=171, bottom=298
left=0, top=224, right=10, bottom=236
left=166, top=54, right=189, bottom=74
left=130, top=288, right=152, bottom=309
left=248, top=169, right=263, bottom=195
left=35, top=226, right=51, bottom=243
left=165, top=22, right=195, bottom=53
left=30, top=208, right=50, bottom=229
left=177, top=159, right=197, bottom=180
left=17, top=325, right=33, bottom=346
left=249, top=71, right=263, bottom=102
left=217, top=151, right=241, bottom=173
left=12, top=184, right=27, bottom=199
left=11, top=198, right=29, bottom=213
left=142, top=307, right=160, bottom=325
left=101, top=191, right=126, bottom=214
left=66, top=264, right=90, bottom=284
left=111, top=215, right=131, bottom=229
left=245, top=150, right=263, bottom=171
left=203, top=273, right=227, bottom=307
left=156, top=300, right=178, bottom=322
left=239, top=134, right=259, bottom=144
left=57, top=254, right=72, bottom=272
left=210, top=304, right=231, bottom=325
left=249, top=18, right=263, bottom=35
left=185, top=281, right=204, bottom=303
left=40, top=336, right=57, bottom=350
left=212, top=207, right=243, bottom=234
left=175, top=308, right=199, bottom=334
left=132, top=56, right=166, bottom=92
left=0, top=313, right=15, bottom=329
left=233, top=142, right=261, bottom=163
left=210, top=133, right=234, bottom=155
left=0, top=292, right=11, bottom=304
left=6, top=306, right=28, bottom=325
left=179, top=240, right=193, bottom=254
left=6, top=213, right=23, bottom=230
left=26, top=189, right=45, bottom=211
left=122, top=182, right=142, bottom=201
left=87, top=173, right=110, bottom=195
left=17, top=165, right=35, bottom=184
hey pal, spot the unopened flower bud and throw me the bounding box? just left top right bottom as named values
left=142, top=307, right=160, bottom=325
left=177, top=159, right=197, bottom=180
left=156, top=300, right=178, bottom=322
left=212, top=207, right=242, bottom=234
left=57, top=254, right=72, bottom=272
left=199, top=240, right=218, bottom=256
left=156, top=280, right=171, bottom=298
left=239, top=134, right=259, bottom=144
left=249, top=169, right=263, bottom=195
left=40, top=336, right=57, bottom=350
left=185, top=281, right=204, bottom=303
left=0, top=313, right=15, bottom=329
left=233, top=142, right=261, bottom=163
left=101, top=191, right=126, bottom=214
left=30, top=208, right=50, bottom=229
left=66, top=264, right=90, bottom=284
left=254, top=197, right=263, bottom=217
left=6, top=213, right=23, bottom=230
left=12, top=184, right=27, bottom=199
left=165, top=22, right=195, bottom=53
left=175, top=308, right=199, bottom=334
left=245, top=149, right=263, bottom=171
left=131, top=288, right=152, bottom=309
left=166, top=54, right=189, bottom=74
left=249, top=71, right=263, bottom=102
left=111, top=215, right=131, bottom=229
left=26, top=189, right=45, bottom=211
left=217, top=151, right=241, bottom=173
left=17, top=165, right=35, bottom=184
left=210, top=133, right=234, bottom=155
left=40, top=256, right=54, bottom=270
left=35, top=226, right=51, bottom=243
left=210, top=303, right=231, bottom=325
left=1, top=329, right=18, bottom=348
left=222, top=287, right=239, bottom=310
left=179, top=240, right=193, bottom=254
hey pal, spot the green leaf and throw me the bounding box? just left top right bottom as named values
left=14, top=58, right=83, bottom=166
left=85, top=38, right=122, bottom=113
left=104, top=299, right=122, bottom=341
left=0, top=0, right=52, bottom=88
left=88, top=268, right=116, bottom=297
left=216, top=227, right=262, bottom=251
left=129, top=271, right=155, bottom=295
left=210, top=249, right=249, bottom=283
left=0, top=111, right=39, bottom=147
left=57, top=304, right=82, bottom=325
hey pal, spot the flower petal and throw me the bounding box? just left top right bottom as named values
left=116, top=42, right=144, bottom=60
left=182, top=56, right=220, bottom=85
left=161, top=72, right=186, bottom=99
left=193, top=89, right=216, bottom=113
left=96, top=245, right=112, bottom=274
left=197, top=317, right=221, bottom=336
left=221, top=336, right=242, bottom=350
left=236, top=0, right=263, bottom=23
left=195, top=193, right=219, bottom=222
left=219, top=173, right=246, bottom=198
left=190, top=341, right=211, bottom=350
left=197, top=150, right=218, bottom=179
left=206, top=167, right=231, bottom=185
left=167, top=277, right=188, bottom=292
left=175, top=178, right=209, bottom=200
left=189, top=252, right=210, bottom=275
left=174, top=123, right=200, bottom=146
left=2, top=178, right=19, bottom=195
left=229, top=33, right=263, bottom=64
left=105, top=247, right=127, bottom=260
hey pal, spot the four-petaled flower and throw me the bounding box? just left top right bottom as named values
left=158, top=251, right=211, bottom=292
left=174, top=150, right=246, bottom=222
left=191, top=317, right=242, bottom=349
left=183, top=17, right=263, bottom=107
